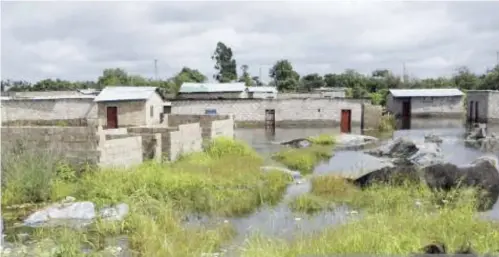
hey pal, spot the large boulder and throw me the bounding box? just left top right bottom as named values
left=354, top=155, right=499, bottom=211
left=465, top=126, right=499, bottom=152
left=365, top=137, right=443, bottom=167
left=23, top=201, right=129, bottom=228
left=335, top=134, right=378, bottom=150
left=422, top=155, right=499, bottom=211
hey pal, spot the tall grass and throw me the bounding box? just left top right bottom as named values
left=272, top=146, right=333, bottom=174
left=378, top=113, right=396, bottom=132
left=260, top=175, right=499, bottom=256
left=307, top=134, right=337, bottom=146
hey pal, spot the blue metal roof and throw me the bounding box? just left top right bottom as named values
left=389, top=88, right=463, bottom=98
left=179, top=82, right=246, bottom=93
left=94, top=86, right=158, bottom=102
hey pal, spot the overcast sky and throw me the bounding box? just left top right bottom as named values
left=2, top=1, right=499, bottom=83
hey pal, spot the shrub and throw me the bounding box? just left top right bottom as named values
left=307, top=134, right=337, bottom=146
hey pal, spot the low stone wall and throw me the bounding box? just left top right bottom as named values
left=168, top=114, right=233, bottom=140
left=1, top=126, right=100, bottom=168
left=2, top=118, right=88, bottom=127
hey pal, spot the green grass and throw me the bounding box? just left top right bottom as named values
left=268, top=175, right=499, bottom=256
left=272, top=146, right=333, bottom=174
left=307, top=134, right=337, bottom=146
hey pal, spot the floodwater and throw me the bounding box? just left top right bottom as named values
left=229, top=118, right=499, bottom=241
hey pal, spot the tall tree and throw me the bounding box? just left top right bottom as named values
left=238, top=65, right=252, bottom=87
left=300, top=73, right=325, bottom=92
left=97, top=68, right=130, bottom=86
left=269, top=60, right=300, bottom=92
left=172, top=67, right=207, bottom=93
left=212, top=42, right=238, bottom=83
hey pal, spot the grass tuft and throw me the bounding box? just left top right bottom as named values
left=307, top=134, right=337, bottom=146
left=272, top=146, right=333, bottom=174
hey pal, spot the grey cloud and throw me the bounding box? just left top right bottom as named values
left=2, top=1, right=499, bottom=82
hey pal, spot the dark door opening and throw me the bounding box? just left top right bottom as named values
left=475, top=101, right=479, bottom=123
left=469, top=101, right=474, bottom=123
left=106, top=106, right=118, bottom=129
left=265, top=109, right=276, bottom=131
left=399, top=99, right=411, bottom=130
left=340, top=109, right=352, bottom=133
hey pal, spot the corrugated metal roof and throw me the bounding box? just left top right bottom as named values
left=77, top=89, right=100, bottom=95
left=179, top=82, right=246, bottom=93
left=389, top=88, right=464, bottom=98
left=247, top=86, right=278, bottom=93
left=94, top=86, right=158, bottom=102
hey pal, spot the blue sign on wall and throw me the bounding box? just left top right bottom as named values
left=205, top=109, right=217, bottom=115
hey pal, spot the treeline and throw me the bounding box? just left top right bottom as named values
left=2, top=41, right=498, bottom=105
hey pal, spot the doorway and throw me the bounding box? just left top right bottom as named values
left=265, top=109, right=276, bottom=131
left=469, top=101, right=474, bottom=123
left=106, top=106, right=118, bottom=129
left=475, top=101, right=479, bottom=123
left=400, top=99, right=411, bottom=130
left=340, top=109, right=351, bottom=133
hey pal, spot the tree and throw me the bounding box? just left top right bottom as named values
left=97, top=68, right=130, bottom=86
left=452, top=66, right=480, bottom=90
left=269, top=60, right=300, bottom=91
left=212, top=42, right=238, bottom=83
left=238, top=65, right=252, bottom=87
left=251, top=76, right=263, bottom=86
left=300, top=73, right=325, bottom=92
left=171, top=67, right=207, bottom=93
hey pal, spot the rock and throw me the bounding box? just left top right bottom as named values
left=279, top=138, right=312, bottom=148
left=422, top=155, right=499, bottom=211
left=24, top=201, right=96, bottom=228
left=353, top=165, right=420, bottom=188
left=424, top=133, right=443, bottom=144
left=365, top=137, right=419, bottom=159
left=467, top=126, right=487, bottom=140
left=365, top=138, right=443, bottom=167
left=23, top=201, right=129, bottom=228
left=336, top=134, right=378, bottom=149
left=421, top=242, right=447, bottom=254
left=99, top=203, right=129, bottom=222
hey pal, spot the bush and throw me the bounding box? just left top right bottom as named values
left=378, top=113, right=395, bottom=132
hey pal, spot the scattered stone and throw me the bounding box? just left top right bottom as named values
left=424, top=133, right=443, bottom=144
left=335, top=134, right=378, bottom=150
left=99, top=203, right=129, bottom=222
left=260, top=166, right=302, bottom=180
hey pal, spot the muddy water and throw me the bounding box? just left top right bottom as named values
left=231, top=118, right=499, bottom=238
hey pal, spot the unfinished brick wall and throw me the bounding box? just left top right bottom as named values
left=168, top=123, right=203, bottom=161
left=167, top=114, right=232, bottom=139
left=98, top=135, right=143, bottom=168
left=2, top=118, right=88, bottom=127
left=362, top=103, right=383, bottom=131
left=211, top=118, right=235, bottom=139
left=0, top=126, right=100, bottom=167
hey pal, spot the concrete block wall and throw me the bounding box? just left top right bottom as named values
left=0, top=126, right=100, bottom=167
left=211, top=118, right=235, bottom=139
left=171, top=98, right=365, bottom=128
left=168, top=123, right=203, bottom=161
left=1, top=98, right=97, bottom=122
left=487, top=91, right=499, bottom=123
left=362, top=103, right=383, bottom=131
left=466, top=91, right=490, bottom=123
left=2, top=118, right=88, bottom=126
left=167, top=114, right=231, bottom=139
left=98, top=135, right=143, bottom=168
left=97, top=101, right=146, bottom=128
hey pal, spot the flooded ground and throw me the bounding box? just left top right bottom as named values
left=229, top=118, right=499, bottom=243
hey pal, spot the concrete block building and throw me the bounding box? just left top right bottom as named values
left=386, top=88, right=464, bottom=118
left=94, top=86, right=170, bottom=128
left=466, top=90, right=499, bottom=124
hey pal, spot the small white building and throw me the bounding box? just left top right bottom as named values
left=94, top=86, right=170, bottom=128
left=177, top=82, right=247, bottom=99
left=386, top=88, right=464, bottom=118
left=247, top=86, right=278, bottom=99
left=466, top=90, right=499, bottom=124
